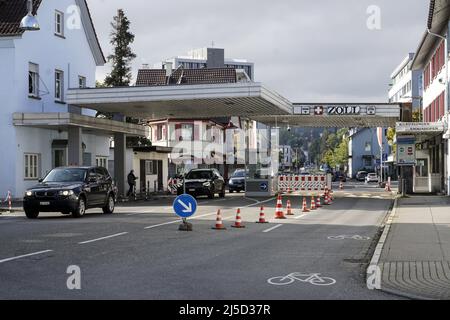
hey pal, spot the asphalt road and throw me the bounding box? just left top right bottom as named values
left=0, top=183, right=401, bottom=299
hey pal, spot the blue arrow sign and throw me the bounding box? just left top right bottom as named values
left=260, top=182, right=268, bottom=191
left=173, top=194, right=197, bottom=218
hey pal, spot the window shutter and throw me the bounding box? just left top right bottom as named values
left=194, top=125, right=200, bottom=141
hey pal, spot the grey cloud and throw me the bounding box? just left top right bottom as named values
left=88, top=0, right=428, bottom=102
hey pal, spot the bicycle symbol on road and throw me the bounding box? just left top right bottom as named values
left=267, top=273, right=336, bottom=286
left=327, top=235, right=371, bottom=241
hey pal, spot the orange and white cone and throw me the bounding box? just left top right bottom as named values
left=316, top=196, right=322, bottom=208
left=286, top=200, right=294, bottom=216
left=232, top=208, right=246, bottom=228
left=257, top=206, right=269, bottom=224
left=339, top=181, right=344, bottom=190
left=324, top=191, right=330, bottom=205
left=275, top=195, right=287, bottom=219
left=212, top=209, right=227, bottom=230
left=310, top=195, right=316, bottom=210
left=302, top=197, right=310, bottom=213
left=329, top=190, right=334, bottom=204
left=7, top=191, right=12, bottom=212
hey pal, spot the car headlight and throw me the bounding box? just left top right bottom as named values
left=25, top=191, right=33, bottom=197
left=229, top=180, right=234, bottom=185
left=59, top=190, right=74, bottom=196
left=203, top=182, right=211, bottom=187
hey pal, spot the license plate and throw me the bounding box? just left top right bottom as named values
left=189, top=189, right=196, bottom=192
left=40, top=202, right=50, bottom=206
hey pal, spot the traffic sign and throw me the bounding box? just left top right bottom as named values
left=260, top=182, right=268, bottom=191
left=173, top=194, right=197, bottom=218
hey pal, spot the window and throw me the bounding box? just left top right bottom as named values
left=55, top=11, right=64, bottom=36
left=96, top=157, right=107, bottom=168
left=24, top=154, right=39, bottom=180
left=28, top=63, right=39, bottom=97
left=156, top=124, right=165, bottom=141
left=181, top=124, right=194, bottom=141
left=365, top=142, right=371, bottom=152
left=145, top=160, right=155, bottom=175
left=78, top=76, right=86, bottom=88
left=55, top=70, right=64, bottom=101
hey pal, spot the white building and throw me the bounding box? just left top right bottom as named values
left=0, top=0, right=146, bottom=198
left=155, top=47, right=255, bottom=80
left=388, top=53, right=423, bottom=110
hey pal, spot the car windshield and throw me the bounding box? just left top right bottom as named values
left=232, top=171, right=246, bottom=178
left=186, top=171, right=213, bottom=180
left=43, top=168, right=87, bottom=183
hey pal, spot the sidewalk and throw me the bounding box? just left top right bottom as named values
left=378, top=196, right=450, bottom=300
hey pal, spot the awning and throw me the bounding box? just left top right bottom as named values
left=66, top=82, right=293, bottom=119
left=13, top=112, right=148, bottom=136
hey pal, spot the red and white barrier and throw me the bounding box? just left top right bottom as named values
left=278, top=174, right=332, bottom=194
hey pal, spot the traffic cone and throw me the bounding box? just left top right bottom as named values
left=256, top=206, right=269, bottom=224
left=275, top=195, right=287, bottom=219
left=212, top=209, right=227, bottom=230
left=316, top=196, right=322, bottom=208
left=7, top=191, right=11, bottom=212
left=329, top=190, right=334, bottom=204
left=286, top=200, right=294, bottom=216
left=232, top=208, right=246, bottom=228
left=310, top=195, right=316, bottom=210
left=302, top=197, right=310, bottom=213
left=324, top=190, right=330, bottom=205
left=339, top=181, right=344, bottom=190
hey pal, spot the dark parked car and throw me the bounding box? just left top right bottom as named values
left=228, top=169, right=247, bottom=193
left=332, top=172, right=347, bottom=182
left=177, top=169, right=225, bottom=199
left=23, top=167, right=117, bottom=219
left=356, top=171, right=368, bottom=182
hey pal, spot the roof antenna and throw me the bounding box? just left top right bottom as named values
left=20, top=0, right=40, bottom=31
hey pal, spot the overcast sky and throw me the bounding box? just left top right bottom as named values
left=87, top=0, right=428, bottom=103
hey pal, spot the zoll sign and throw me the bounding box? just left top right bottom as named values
left=327, top=106, right=361, bottom=115
left=396, top=122, right=445, bottom=133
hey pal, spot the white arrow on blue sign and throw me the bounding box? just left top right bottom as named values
left=173, top=194, right=197, bottom=218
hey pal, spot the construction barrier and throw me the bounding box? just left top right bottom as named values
left=168, top=178, right=183, bottom=194
left=278, top=174, right=332, bottom=194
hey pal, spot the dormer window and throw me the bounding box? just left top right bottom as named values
left=55, top=10, right=64, bottom=37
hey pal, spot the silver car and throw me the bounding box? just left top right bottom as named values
left=365, top=173, right=379, bottom=183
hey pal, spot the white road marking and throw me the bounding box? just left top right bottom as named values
left=144, top=220, right=180, bottom=229
left=263, top=224, right=283, bottom=233
left=78, top=232, right=129, bottom=244
left=294, top=214, right=308, bottom=220
left=0, top=250, right=53, bottom=264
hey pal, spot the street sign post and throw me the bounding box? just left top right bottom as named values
left=173, top=194, right=197, bottom=231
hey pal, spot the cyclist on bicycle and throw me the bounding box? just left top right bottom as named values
left=127, top=170, right=138, bottom=197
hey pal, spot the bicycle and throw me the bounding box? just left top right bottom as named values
left=267, top=272, right=336, bottom=286
left=327, top=235, right=371, bottom=241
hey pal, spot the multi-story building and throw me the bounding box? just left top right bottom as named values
left=0, top=0, right=146, bottom=198
left=156, top=47, right=255, bottom=81
left=348, top=128, right=390, bottom=179
left=407, top=0, right=450, bottom=194
left=279, top=145, right=293, bottom=171
left=388, top=53, right=423, bottom=111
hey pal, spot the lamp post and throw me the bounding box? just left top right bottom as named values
left=19, top=0, right=40, bottom=31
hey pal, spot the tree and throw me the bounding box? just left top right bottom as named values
left=104, top=9, right=136, bottom=87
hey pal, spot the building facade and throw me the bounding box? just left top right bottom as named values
left=0, top=0, right=146, bottom=198
left=348, top=128, right=390, bottom=179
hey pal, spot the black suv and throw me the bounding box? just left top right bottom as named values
left=23, top=166, right=117, bottom=219
left=177, top=169, right=225, bottom=199
left=228, top=169, right=247, bottom=193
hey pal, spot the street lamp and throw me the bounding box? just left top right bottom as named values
left=19, top=0, right=40, bottom=31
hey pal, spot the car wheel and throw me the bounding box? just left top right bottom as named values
left=72, top=197, right=86, bottom=218
left=25, top=209, right=39, bottom=219
left=229, top=189, right=234, bottom=193
left=102, top=194, right=115, bottom=214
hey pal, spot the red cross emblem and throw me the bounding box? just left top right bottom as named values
left=314, top=106, right=324, bottom=115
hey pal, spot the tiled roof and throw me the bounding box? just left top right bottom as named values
left=0, top=0, right=42, bottom=36
left=136, top=68, right=237, bottom=87
left=135, top=69, right=167, bottom=86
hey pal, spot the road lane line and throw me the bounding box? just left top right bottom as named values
left=144, top=220, right=180, bottom=229
left=294, top=214, right=308, bottom=220
left=263, top=224, right=283, bottom=233
left=0, top=250, right=53, bottom=264
left=78, top=232, right=129, bottom=244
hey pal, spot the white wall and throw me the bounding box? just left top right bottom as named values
left=0, top=0, right=103, bottom=198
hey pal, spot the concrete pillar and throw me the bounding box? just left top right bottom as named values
left=113, top=114, right=126, bottom=197
left=68, top=127, right=82, bottom=166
